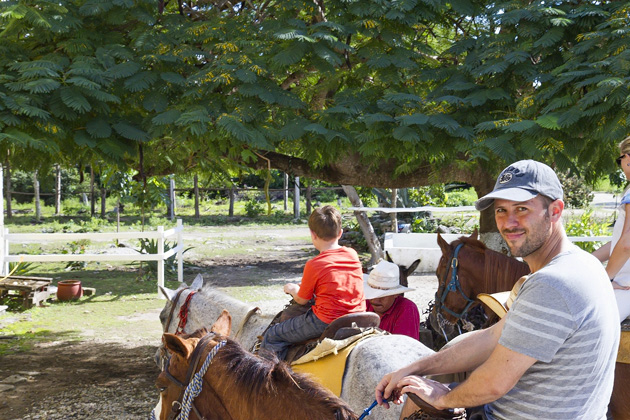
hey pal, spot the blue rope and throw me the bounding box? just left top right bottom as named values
left=358, top=398, right=387, bottom=420
left=176, top=339, right=227, bottom=420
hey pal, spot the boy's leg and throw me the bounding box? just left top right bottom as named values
left=260, top=309, right=328, bottom=360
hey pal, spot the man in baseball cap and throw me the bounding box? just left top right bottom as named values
left=375, top=159, right=618, bottom=420
left=474, top=159, right=564, bottom=211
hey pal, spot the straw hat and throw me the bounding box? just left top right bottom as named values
left=477, top=275, right=528, bottom=318
left=363, top=260, right=414, bottom=300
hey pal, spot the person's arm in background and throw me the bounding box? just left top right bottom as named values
left=605, top=203, right=630, bottom=289
left=592, top=241, right=611, bottom=263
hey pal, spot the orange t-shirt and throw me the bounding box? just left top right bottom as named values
left=297, top=247, right=366, bottom=324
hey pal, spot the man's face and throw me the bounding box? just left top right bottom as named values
left=369, top=294, right=398, bottom=315
left=494, top=196, right=552, bottom=258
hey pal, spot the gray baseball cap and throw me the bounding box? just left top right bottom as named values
left=475, top=160, right=564, bottom=211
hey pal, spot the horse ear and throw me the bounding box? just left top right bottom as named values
left=163, top=333, right=195, bottom=359
left=437, top=232, right=449, bottom=251
left=406, top=259, right=421, bottom=276
left=190, top=274, right=204, bottom=291
left=211, top=309, right=232, bottom=336
left=159, top=286, right=176, bottom=301
left=469, top=228, right=479, bottom=240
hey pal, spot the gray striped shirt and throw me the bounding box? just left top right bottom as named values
left=489, top=246, right=619, bottom=419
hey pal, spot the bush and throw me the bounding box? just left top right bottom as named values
left=244, top=199, right=265, bottom=217
left=557, top=172, right=594, bottom=209
left=564, top=210, right=611, bottom=252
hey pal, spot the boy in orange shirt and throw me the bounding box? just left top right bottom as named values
left=260, top=205, right=366, bottom=360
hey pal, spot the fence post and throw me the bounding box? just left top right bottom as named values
left=168, top=178, right=175, bottom=220
left=294, top=177, right=300, bottom=218
left=176, top=218, right=183, bottom=284
left=284, top=172, right=288, bottom=211
left=157, top=225, right=165, bottom=298
left=3, top=228, right=8, bottom=276
left=55, top=164, right=61, bottom=216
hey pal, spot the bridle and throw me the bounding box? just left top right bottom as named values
left=434, top=243, right=476, bottom=339
left=157, top=332, right=232, bottom=420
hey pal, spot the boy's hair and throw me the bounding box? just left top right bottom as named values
left=308, top=205, right=342, bottom=240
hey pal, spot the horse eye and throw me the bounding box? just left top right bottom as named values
left=159, top=386, right=168, bottom=393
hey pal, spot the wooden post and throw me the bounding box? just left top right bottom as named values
left=194, top=174, right=200, bottom=219
left=100, top=188, right=106, bottom=218
left=168, top=178, right=175, bottom=220
left=157, top=225, right=165, bottom=297
left=176, top=218, right=183, bottom=284
left=306, top=182, right=312, bottom=215
left=5, top=156, right=11, bottom=220
left=90, top=167, right=95, bottom=217
left=228, top=185, right=235, bottom=217
left=283, top=172, right=289, bottom=211
left=54, top=164, right=61, bottom=216
left=34, top=170, right=41, bottom=222
left=294, top=177, right=300, bottom=219
left=390, top=188, right=398, bottom=232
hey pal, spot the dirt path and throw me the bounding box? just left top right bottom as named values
left=0, top=225, right=438, bottom=419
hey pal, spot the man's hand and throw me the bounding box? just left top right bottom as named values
left=397, top=376, right=450, bottom=411
left=375, top=368, right=410, bottom=409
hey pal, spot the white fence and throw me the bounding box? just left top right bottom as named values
left=1, top=219, right=185, bottom=298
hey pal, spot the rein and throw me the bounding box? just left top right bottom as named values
left=435, top=243, right=476, bottom=340
left=160, top=332, right=230, bottom=420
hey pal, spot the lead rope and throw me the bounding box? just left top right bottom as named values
left=175, top=339, right=227, bottom=420
left=358, top=398, right=388, bottom=419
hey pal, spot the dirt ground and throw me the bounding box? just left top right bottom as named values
left=0, top=225, right=438, bottom=419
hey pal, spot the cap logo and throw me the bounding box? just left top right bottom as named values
left=498, top=172, right=512, bottom=184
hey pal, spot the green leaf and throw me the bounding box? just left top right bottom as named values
left=506, top=120, right=536, bottom=132
left=59, top=87, right=91, bottom=112
left=393, top=126, right=420, bottom=142
left=24, top=78, right=60, bottom=93
left=112, top=122, right=149, bottom=141
left=397, top=113, right=429, bottom=126
left=86, top=118, right=112, bottom=138
left=161, top=72, right=186, bottom=85
left=535, top=114, right=561, bottom=130
left=107, top=61, right=141, bottom=79
left=152, top=109, right=181, bottom=125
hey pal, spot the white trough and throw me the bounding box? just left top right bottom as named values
left=383, top=232, right=462, bottom=274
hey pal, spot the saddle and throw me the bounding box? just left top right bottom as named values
left=260, top=300, right=380, bottom=363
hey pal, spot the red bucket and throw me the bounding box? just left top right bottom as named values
left=56, top=280, right=83, bottom=301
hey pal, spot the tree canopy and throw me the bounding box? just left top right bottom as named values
left=1, top=0, right=628, bottom=194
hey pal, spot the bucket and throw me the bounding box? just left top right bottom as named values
left=56, top=280, right=83, bottom=301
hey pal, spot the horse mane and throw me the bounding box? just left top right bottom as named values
left=457, top=235, right=530, bottom=293
left=214, top=338, right=356, bottom=419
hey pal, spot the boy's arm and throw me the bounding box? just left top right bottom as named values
left=284, top=283, right=310, bottom=305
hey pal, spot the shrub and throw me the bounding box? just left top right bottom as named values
left=557, top=172, right=594, bottom=209
left=244, top=199, right=265, bottom=217
left=564, top=210, right=611, bottom=252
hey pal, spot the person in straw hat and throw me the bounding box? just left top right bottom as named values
left=364, top=260, right=420, bottom=340
left=375, top=160, right=618, bottom=420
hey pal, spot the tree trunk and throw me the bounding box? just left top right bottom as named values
left=194, top=174, right=200, bottom=218
left=33, top=170, right=41, bottom=222
left=101, top=188, right=107, bottom=219
left=90, top=167, right=95, bottom=217
left=5, top=156, right=11, bottom=220
left=283, top=172, right=289, bottom=211
left=390, top=188, right=398, bottom=232
left=294, top=177, right=300, bottom=218
left=342, top=185, right=382, bottom=266
left=306, top=182, right=312, bottom=215
left=228, top=185, right=235, bottom=217
left=55, top=164, right=61, bottom=216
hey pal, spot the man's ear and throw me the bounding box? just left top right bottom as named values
left=550, top=199, right=564, bottom=220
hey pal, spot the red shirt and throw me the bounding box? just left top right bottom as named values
left=297, top=247, right=366, bottom=324
left=367, top=296, right=420, bottom=340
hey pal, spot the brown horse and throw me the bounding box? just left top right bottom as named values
left=154, top=310, right=358, bottom=420
left=429, top=230, right=530, bottom=339
left=432, top=232, right=630, bottom=420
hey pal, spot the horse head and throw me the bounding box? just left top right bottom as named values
left=385, top=252, right=420, bottom=287
left=155, top=310, right=359, bottom=420
left=430, top=230, right=530, bottom=341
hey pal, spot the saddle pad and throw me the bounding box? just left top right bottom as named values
left=291, top=329, right=385, bottom=396
left=618, top=330, right=630, bottom=364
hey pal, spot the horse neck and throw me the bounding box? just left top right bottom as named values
left=203, top=349, right=356, bottom=420
left=482, top=249, right=530, bottom=293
